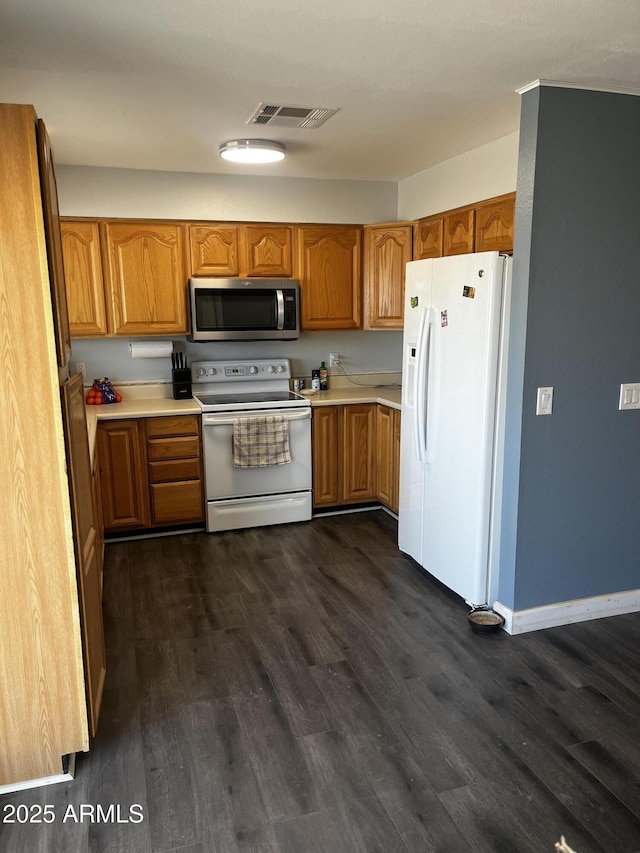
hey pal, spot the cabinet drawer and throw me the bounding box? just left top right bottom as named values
left=148, top=435, right=200, bottom=462
left=150, top=481, right=204, bottom=525
left=149, top=458, right=201, bottom=484
left=146, top=415, right=199, bottom=438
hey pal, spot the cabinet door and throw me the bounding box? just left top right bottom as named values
left=103, top=221, right=188, bottom=335
left=297, top=226, right=362, bottom=330
left=443, top=206, right=475, bottom=256
left=364, top=224, right=413, bottom=329
left=189, top=224, right=239, bottom=276
left=413, top=216, right=444, bottom=260
left=61, top=220, right=108, bottom=336
left=97, top=420, right=149, bottom=530
left=312, top=406, right=341, bottom=507
left=474, top=193, right=516, bottom=254
left=241, top=225, right=293, bottom=277
left=376, top=405, right=395, bottom=508
left=341, top=404, right=376, bottom=503
left=61, top=374, right=106, bottom=737
left=36, top=119, right=71, bottom=368
left=392, top=409, right=401, bottom=514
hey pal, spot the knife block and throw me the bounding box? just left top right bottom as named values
left=172, top=368, right=192, bottom=400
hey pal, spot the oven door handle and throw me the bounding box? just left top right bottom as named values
left=202, top=409, right=311, bottom=426
left=276, top=289, right=285, bottom=330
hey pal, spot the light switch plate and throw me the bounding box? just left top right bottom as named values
left=536, top=386, right=553, bottom=416
left=619, top=383, right=640, bottom=410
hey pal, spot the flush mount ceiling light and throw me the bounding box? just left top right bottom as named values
left=219, top=139, right=286, bottom=164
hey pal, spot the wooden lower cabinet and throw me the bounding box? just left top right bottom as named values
left=97, top=419, right=149, bottom=531
left=312, top=404, right=377, bottom=508
left=96, top=414, right=204, bottom=533
left=145, top=416, right=204, bottom=527
left=376, top=405, right=401, bottom=513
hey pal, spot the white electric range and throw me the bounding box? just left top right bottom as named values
left=191, top=359, right=312, bottom=532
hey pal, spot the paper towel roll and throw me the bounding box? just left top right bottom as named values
left=129, top=341, right=174, bottom=359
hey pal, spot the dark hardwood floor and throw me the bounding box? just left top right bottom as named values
left=2, top=510, right=640, bottom=852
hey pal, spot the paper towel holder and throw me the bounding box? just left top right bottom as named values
left=129, top=341, right=174, bottom=359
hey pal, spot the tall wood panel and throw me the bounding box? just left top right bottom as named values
left=0, top=103, right=88, bottom=785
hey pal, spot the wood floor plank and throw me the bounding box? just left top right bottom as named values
left=273, top=809, right=355, bottom=853
left=176, top=698, right=277, bottom=853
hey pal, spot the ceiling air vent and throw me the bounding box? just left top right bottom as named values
left=246, top=103, right=339, bottom=129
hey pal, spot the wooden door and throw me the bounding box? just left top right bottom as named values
left=61, top=219, right=108, bottom=336
left=297, top=226, right=362, bottom=330
left=475, top=193, right=516, bottom=254
left=36, top=119, right=71, bottom=369
left=97, top=419, right=149, bottom=530
left=60, top=373, right=106, bottom=737
left=413, top=216, right=444, bottom=260
left=312, top=406, right=341, bottom=507
left=363, top=224, right=413, bottom=329
left=189, top=224, right=239, bottom=276
left=241, top=225, right=293, bottom=277
left=103, top=221, right=188, bottom=335
left=443, top=206, right=475, bottom=256
left=341, top=404, right=376, bottom=502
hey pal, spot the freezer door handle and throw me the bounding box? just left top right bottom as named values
left=413, top=308, right=429, bottom=463
left=424, top=309, right=435, bottom=464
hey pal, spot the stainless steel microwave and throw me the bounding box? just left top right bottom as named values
left=188, top=278, right=300, bottom=342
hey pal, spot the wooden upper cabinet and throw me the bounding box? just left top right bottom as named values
left=61, top=220, right=108, bottom=336
left=443, top=206, right=475, bottom=256
left=189, top=223, right=293, bottom=278
left=241, top=225, right=293, bottom=277
left=103, top=221, right=188, bottom=336
left=297, top=225, right=362, bottom=330
left=474, top=192, right=516, bottom=254
left=363, top=223, right=413, bottom=329
left=413, top=215, right=444, bottom=260
left=189, top=224, right=239, bottom=276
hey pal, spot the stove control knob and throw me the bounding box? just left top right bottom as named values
left=196, top=367, right=206, bottom=377
left=276, top=364, right=286, bottom=374
left=267, top=365, right=276, bottom=373
left=207, top=367, right=217, bottom=376
left=248, top=365, right=258, bottom=375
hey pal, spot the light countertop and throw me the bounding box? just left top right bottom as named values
left=307, top=385, right=401, bottom=409
left=85, top=379, right=402, bottom=459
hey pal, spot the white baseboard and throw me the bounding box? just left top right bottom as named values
left=493, top=588, right=640, bottom=635
left=0, top=754, right=76, bottom=794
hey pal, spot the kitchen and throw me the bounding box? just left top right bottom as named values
left=2, top=1, right=640, bottom=848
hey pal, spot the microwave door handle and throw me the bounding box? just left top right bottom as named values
left=276, top=290, right=285, bottom=330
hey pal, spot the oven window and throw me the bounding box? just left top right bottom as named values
left=195, top=289, right=277, bottom=331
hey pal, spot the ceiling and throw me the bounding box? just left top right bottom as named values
left=1, top=0, right=639, bottom=182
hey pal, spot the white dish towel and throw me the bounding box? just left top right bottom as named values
left=232, top=415, right=291, bottom=468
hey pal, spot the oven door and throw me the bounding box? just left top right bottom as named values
left=201, top=407, right=311, bottom=501
left=201, top=407, right=312, bottom=532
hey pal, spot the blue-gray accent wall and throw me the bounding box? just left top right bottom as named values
left=500, top=85, right=640, bottom=611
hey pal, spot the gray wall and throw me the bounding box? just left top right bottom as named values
left=500, top=86, right=640, bottom=611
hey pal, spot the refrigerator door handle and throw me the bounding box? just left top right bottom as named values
left=424, top=309, right=435, bottom=463
left=413, top=308, right=429, bottom=463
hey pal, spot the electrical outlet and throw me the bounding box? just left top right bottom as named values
left=329, top=352, right=340, bottom=366
left=75, top=361, right=87, bottom=378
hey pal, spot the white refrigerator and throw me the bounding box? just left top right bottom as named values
left=398, top=251, right=512, bottom=607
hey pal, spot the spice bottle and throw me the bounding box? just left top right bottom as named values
left=319, top=361, right=328, bottom=391
left=311, top=369, right=320, bottom=391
